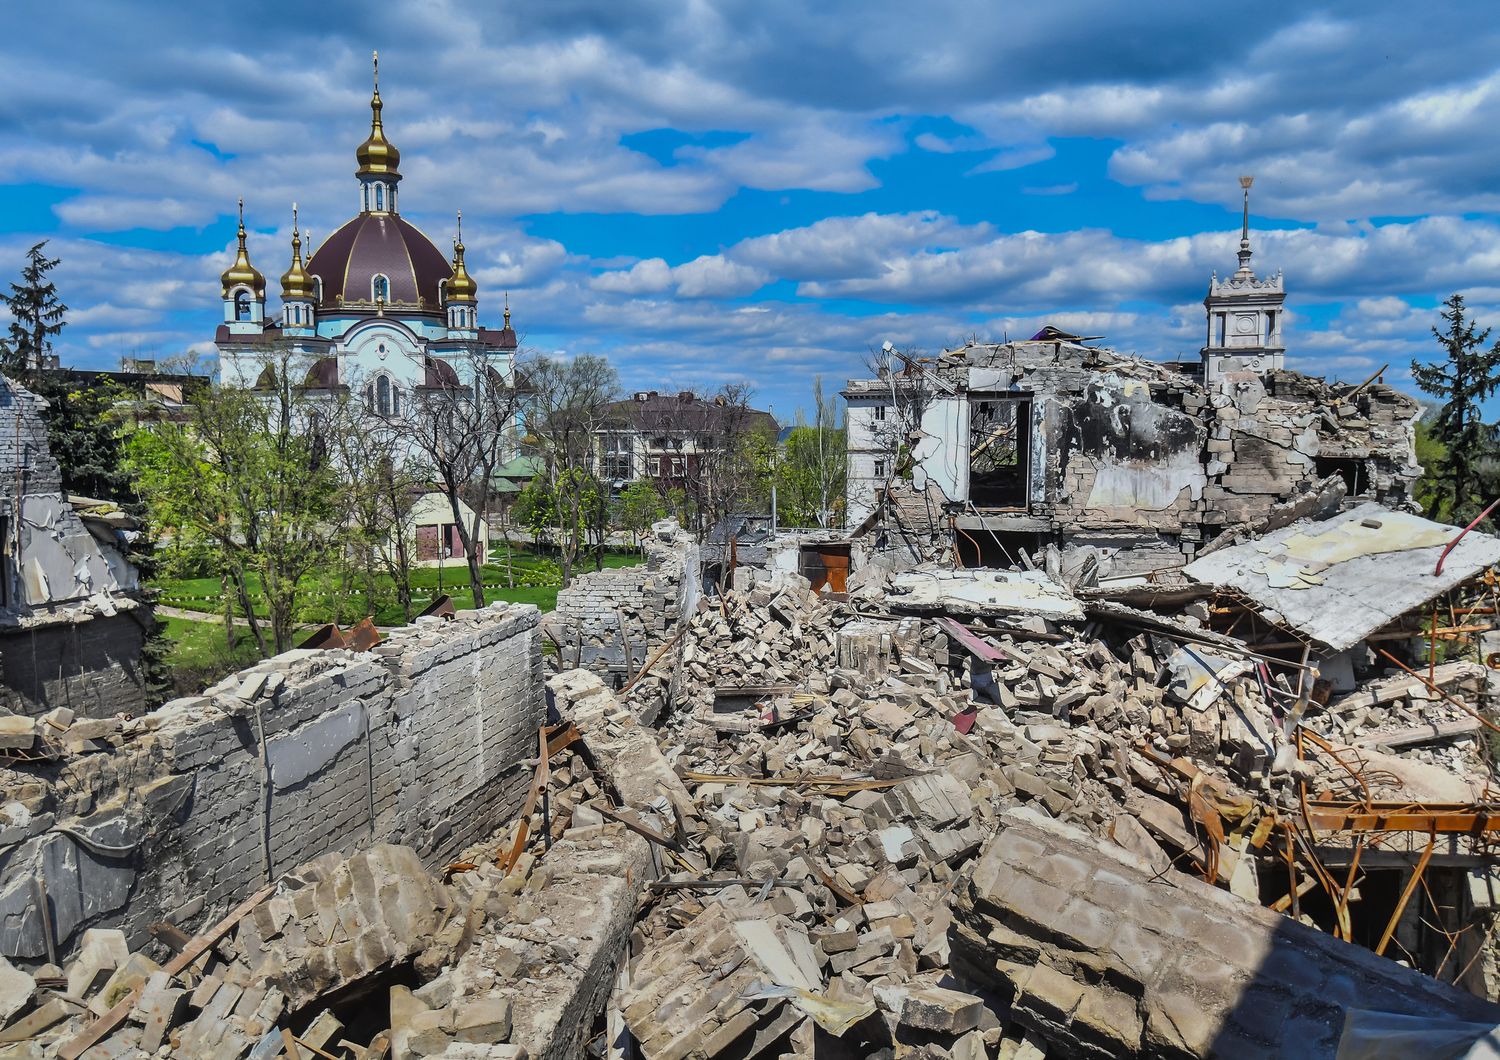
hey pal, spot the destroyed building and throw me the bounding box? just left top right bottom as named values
left=6, top=200, right=1500, bottom=1060
left=0, top=376, right=153, bottom=721
left=844, top=207, right=1421, bottom=576
left=5, top=480, right=1500, bottom=1057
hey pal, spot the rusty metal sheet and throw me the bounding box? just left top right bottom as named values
left=934, top=616, right=1015, bottom=664
left=418, top=594, right=456, bottom=621
left=346, top=617, right=382, bottom=651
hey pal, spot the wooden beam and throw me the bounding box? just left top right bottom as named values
left=59, top=884, right=276, bottom=1060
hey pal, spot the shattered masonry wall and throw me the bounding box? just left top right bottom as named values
left=0, top=611, right=149, bottom=718
left=849, top=341, right=1421, bottom=564
left=550, top=542, right=686, bottom=679
left=0, top=605, right=544, bottom=967
left=952, top=808, right=1500, bottom=1059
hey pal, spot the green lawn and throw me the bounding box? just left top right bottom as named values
left=157, top=548, right=635, bottom=688
left=159, top=615, right=266, bottom=695
left=156, top=545, right=642, bottom=627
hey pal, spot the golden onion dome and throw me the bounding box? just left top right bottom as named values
left=446, top=212, right=478, bottom=303
left=280, top=204, right=317, bottom=303
left=220, top=198, right=265, bottom=299
left=355, top=52, right=401, bottom=179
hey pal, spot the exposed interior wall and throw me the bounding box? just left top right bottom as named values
left=0, top=379, right=139, bottom=613
left=847, top=342, right=1421, bottom=567
left=0, top=376, right=151, bottom=718
left=0, top=604, right=543, bottom=967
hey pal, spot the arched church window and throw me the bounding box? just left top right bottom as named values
left=373, top=275, right=389, bottom=303
left=375, top=184, right=385, bottom=211
left=376, top=375, right=392, bottom=416
left=235, top=291, right=251, bottom=321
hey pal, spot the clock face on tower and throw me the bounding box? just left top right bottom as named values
left=1234, top=315, right=1257, bottom=335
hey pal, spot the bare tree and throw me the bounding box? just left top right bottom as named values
left=528, top=354, right=619, bottom=587
left=864, top=344, right=938, bottom=486
left=396, top=351, right=525, bottom=608
left=330, top=406, right=424, bottom=623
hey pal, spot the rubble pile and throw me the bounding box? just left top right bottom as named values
left=675, top=572, right=844, bottom=720
left=7, top=507, right=1500, bottom=1057
left=595, top=560, right=1500, bottom=1057
left=0, top=844, right=462, bottom=1059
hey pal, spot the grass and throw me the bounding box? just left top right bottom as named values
left=159, top=615, right=265, bottom=695
left=156, top=544, right=642, bottom=625
left=156, top=545, right=642, bottom=680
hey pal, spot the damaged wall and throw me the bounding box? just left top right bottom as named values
left=0, top=377, right=151, bottom=718
left=0, top=604, right=544, bottom=968
left=1, top=610, right=150, bottom=719
left=546, top=537, right=699, bottom=724
left=846, top=340, right=1422, bottom=568
left=549, top=541, right=690, bottom=680
left=951, top=807, right=1500, bottom=1059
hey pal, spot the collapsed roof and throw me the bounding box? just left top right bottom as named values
left=1183, top=502, right=1500, bottom=651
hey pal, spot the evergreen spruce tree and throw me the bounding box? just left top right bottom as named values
left=1411, top=293, right=1500, bottom=523
left=1, top=241, right=66, bottom=373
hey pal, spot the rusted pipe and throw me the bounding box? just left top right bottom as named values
left=1435, top=497, right=1500, bottom=577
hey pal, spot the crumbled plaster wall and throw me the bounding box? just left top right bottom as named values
left=0, top=604, right=544, bottom=967
left=0, top=378, right=137, bottom=613
left=0, top=376, right=150, bottom=718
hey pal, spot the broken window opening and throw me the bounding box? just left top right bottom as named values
left=968, top=397, right=1032, bottom=510
left=955, top=527, right=1041, bottom=569
left=1315, top=456, right=1366, bottom=496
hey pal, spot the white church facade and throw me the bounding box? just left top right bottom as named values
left=214, top=57, right=520, bottom=566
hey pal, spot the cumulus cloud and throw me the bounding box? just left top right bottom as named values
left=2, top=0, right=1499, bottom=417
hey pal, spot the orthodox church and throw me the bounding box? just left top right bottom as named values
left=215, top=55, right=518, bottom=413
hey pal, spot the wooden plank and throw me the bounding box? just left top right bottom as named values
left=496, top=728, right=550, bottom=873
left=59, top=883, right=275, bottom=1060
left=596, top=805, right=684, bottom=852
left=1353, top=717, right=1481, bottom=750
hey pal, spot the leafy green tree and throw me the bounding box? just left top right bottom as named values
left=124, top=353, right=347, bottom=654
left=514, top=476, right=556, bottom=547
left=618, top=480, right=665, bottom=552
left=1412, top=294, right=1500, bottom=523
left=528, top=354, right=618, bottom=586
left=0, top=242, right=66, bottom=373
left=775, top=377, right=846, bottom=528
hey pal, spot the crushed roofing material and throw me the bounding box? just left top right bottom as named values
left=1181, top=502, right=1500, bottom=651
left=886, top=568, right=1085, bottom=620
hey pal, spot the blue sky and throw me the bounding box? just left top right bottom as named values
left=3, top=2, right=1500, bottom=421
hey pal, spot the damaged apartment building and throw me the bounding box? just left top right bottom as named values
left=844, top=203, right=1420, bottom=578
